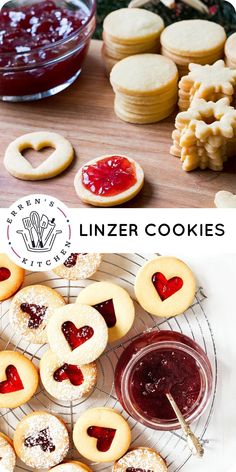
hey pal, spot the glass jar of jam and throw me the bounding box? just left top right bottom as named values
left=0, top=0, right=96, bottom=101
left=115, top=330, right=213, bottom=430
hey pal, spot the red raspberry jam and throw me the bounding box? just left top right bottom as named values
left=24, top=427, right=55, bottom=452
left=152, top=273, right=183, bottom=301
left=53, top=363, right=84, bottom=386
left=0, top=0, right=96, bottom=100
left=0, top=365, right=24, bottom=394
left=87, top=426, right=116, bottom=452
left=93, top=299, right=116, bottom=328
left=82, top=156, right=137, bottom=197
left=115, top=331, right=212, bottom=430
left=63, top=253, right=87, bottom=268
left=20, top=303, right=47, bottom=329
left=0, top=267, right=11, bottom=282
left=61, top=321, right=94, bottom=350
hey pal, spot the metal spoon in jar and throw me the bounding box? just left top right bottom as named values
left=166, top=392, right=204, bottom=457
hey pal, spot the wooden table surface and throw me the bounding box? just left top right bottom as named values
left=0, top=39, right=235, bottom=208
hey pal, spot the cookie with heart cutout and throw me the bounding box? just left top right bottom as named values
left=73, top=407, right=131, bottom=463
left=0, top=432, right=16, bottom=472
left=215, top=190, right=236, bottom=208
left=74, top=155, right=144, bottom=207
left=0, top=351, right=38, bottom=408
left=112, top=446, right=167, bottom=472
left=4, top=131, right=74, bottom=181
left=135, top=257, right=196, bottom=318
left=50, top=462, right=93, bottom=471
left=47, top=304, right=108, bottom=365
left=0, top=253, right=25, bottom=301
left=9, top=285, right=66, bottom=344
left=53, top=253, right=102, bottom=281
left=13, top=411, right=69, bottom=469
left=40, top=350, right=97, bottom=401
left=76, top=281, right=135, bottom=343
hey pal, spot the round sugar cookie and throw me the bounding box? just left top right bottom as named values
left=115, top=95, right=177, bottom=115
left=76, top=282, right=135, bottom=342
left=47, top=303, right=108, bottom=364
left=53, top=253, right=102, bottom=280
left=116, top=86, right=178, bottom=105
left=0, top=432, right=16, bottom=472
left=225, top=32, right=236, bottom=62
left=74, top=155, right=144, bottom=207
left=13, top=411, right=69, bottom=469
left=135, top=256, right=196, bottom=317
left=161, top=46, right=223, bottom=66
left=110, top=54, right=178, bottom=96
left=161, top=20, right=226, bottom=58
left=115, top=100, right=175, bottom=124
left=50, top=462, right=93, bottom=471
left=9, top=285, right=66, bottom=344
left=4, top=131, right=74, bottom=181
left=103, top=8, right=164, bottom=45
left=73, top=408, right=131, bottom=463
left=0, top=253, right=25, bottom=301
left=113, top=447, right=167, bottom=472
left=0, top=351, right=38, bottom=408
left=40, top=350, right=97, bottom=401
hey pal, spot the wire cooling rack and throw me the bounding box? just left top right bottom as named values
left=0, top=253, right=217, bottom=472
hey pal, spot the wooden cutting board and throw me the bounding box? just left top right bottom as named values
left=0, top=39, right=235, bottom=208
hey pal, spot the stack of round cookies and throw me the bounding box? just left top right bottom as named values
left=225, top=33, right=236, bottom=69
left=110, top=53, right=178, bottom=124
left=161, top=20, right=226, bottom=77
left=102, top=8, right=164, bottom=75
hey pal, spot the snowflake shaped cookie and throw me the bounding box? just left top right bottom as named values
left=171, top=97, right=236, bottom=171
left=178, top=60, right=236, bottom=111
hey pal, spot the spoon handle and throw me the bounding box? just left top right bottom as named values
left=166, top=392, right=204, bottom=457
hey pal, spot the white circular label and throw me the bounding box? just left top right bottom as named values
left=5, top=194, right=72, bottom=271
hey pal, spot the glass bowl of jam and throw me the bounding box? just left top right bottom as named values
left=0, top=0, right=96, bottom=101
left=115, top=330, right=213, bottom=431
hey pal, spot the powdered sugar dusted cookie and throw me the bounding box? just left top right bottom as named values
left=53, top=253, right=102, bottom=280
left=113, top=447, right=167, bottom=471
left=13, top=411, right=69, bottom=469
left=0, top=432, right=16, bottom=472
left=0, top=253, right=25, bottom=301
left=76, top=282, right=135, bottom=343
left=9, top=285, right=66, bottom=344
left=73, top=408, right=131, bottom=463
left=50, top=462, right=93, bottom=471
left=0, top=351, right=38, bottom=408
left=47, top=304, right=108, bottom=365
left=40, top=350, right=97, bottom=401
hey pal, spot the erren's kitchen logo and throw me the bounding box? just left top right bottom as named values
left=6, top=195, right=72, bottom=271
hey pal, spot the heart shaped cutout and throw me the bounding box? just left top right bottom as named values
left=61, top=321, right=94, bottom=351
left=24, top=427, right=55, bottom=453
left=93, top=299, right=116, bottom=328
left=53, top=363, right=84, bottom=386
left=22, top=146, right=55, bottom=169
left=0, top=267, right=11, bottom=282
left=87, top=426, right=116, bottom=452
left=0, top=365, right=24, bottom=394
left=127, top=469, right=153, bottom=472
left=21, top=303, right=48, bottom=329
left=152, top=272, right=183, bottom=301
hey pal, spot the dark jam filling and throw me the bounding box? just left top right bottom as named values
left=0, top=0, right=88, bottom=54
left=87, top=426, right=116, bottom=452
left=63, top=253, right=87, bottom=268
left=93, top=299, right=116, bottom=328
left=127, top=469, right=153, bottom=472
left=0, top=365, right=24, bottom=394
left=20, top=303, right=48, bottom=329
left=24, top=427, right=55, bottom=453
left=152, top=272, right=183, bottom=301
left=82, top=156, right=137, bottom=197
left=130, top=349, right=201, bottom=420
left=61, top=321, right=94, bottom=350
left=0, top=267, right=11, bottom=282
left=53, top=363, right=84, bottom=386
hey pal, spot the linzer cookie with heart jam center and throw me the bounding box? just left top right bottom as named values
left=53, top=253, right=102, bottom=280
left=13, top=411, right=69, bottom=469
left=47, top=303, right=108, bottom=365
left=0, top=432, right=16, bottom=472
left=73, top=407, right=131, bottom=463
left=9, top=285, right=66, bottom=344
left=0, top=351, right=38, bottom=408
left=135, top=256, right=196, bottom=317
left=112, top=446, right=167, bottom=472
left=0, top=253, right=25, bottom=301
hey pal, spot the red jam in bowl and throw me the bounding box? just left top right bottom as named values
left=0, top=0, right=96, bottom=100
left=115, top=330, right=213, bottom=430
